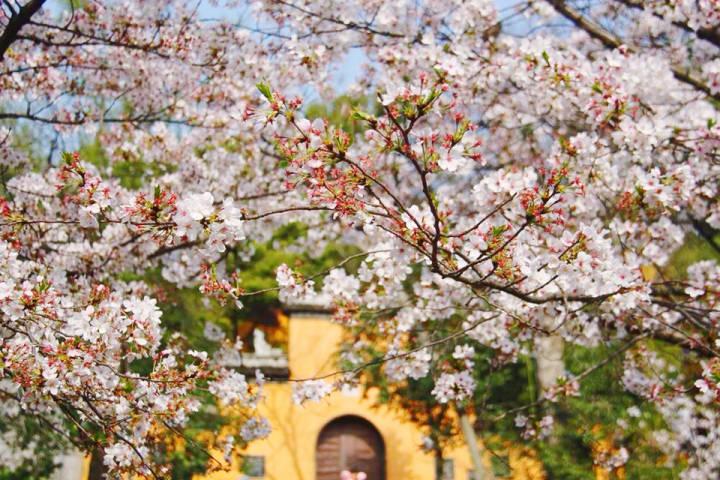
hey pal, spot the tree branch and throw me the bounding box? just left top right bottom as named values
left=0, top=0, right=45, bottom=61
left=545, top=0, right=720, bottom=103
left=611, top=0, right=720, bottom=50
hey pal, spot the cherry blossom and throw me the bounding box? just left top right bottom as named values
left=1, top=0, right=719, bottom=477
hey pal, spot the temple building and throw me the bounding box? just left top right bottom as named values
left=199, top=305, right=541, bottom=480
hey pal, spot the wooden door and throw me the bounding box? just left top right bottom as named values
left=316, top=416, right=386, bottom=480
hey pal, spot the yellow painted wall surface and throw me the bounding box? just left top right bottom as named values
left=197, top=310, right=483, bottom=480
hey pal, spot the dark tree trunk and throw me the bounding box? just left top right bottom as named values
left=87, top=447, right=108, bottom=480
left=434, top=446, right=443, bottom=480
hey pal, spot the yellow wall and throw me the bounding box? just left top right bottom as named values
left=199, top=310, right=483, bottom=480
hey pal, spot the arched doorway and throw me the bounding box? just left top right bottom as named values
left=316, top=415, right=386, bottom=480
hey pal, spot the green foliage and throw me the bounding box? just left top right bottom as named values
left=306, top=95, right=377, bottom=138
left=256, top=82, right=274, bottom=102
left=77, top=137, right=109, bottom=171
left=112, top=158, right=174, bottom=190
left=533, top=343, right=681, bottom=479
left=76, top=136, right=176, bottom=189
left=62, top=0, right=89, bottom=9
left=167, top=444, right=214, bottom=480
left=0, top=463, right=58, bottom=480
left=165, top=400, right=232, bottom=480
left=665, top=232, right=720, bottom=277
